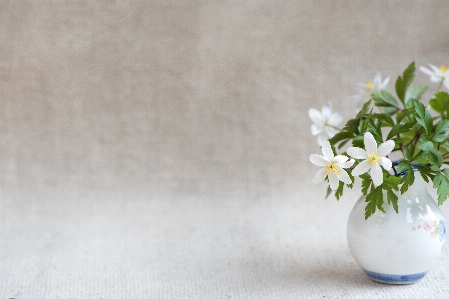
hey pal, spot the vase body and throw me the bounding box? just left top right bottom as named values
left=347, top=173, right=446, bottom=284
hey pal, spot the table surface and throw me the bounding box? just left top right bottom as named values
left=1, top=183, right=449, bottom=298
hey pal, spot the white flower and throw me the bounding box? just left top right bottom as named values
left=308, top=102, right=342, bottom=146
left=309, top=140, right=354, bottom=190
left=419, top=64, right=449, bottom=90
left=350, top=71, right=390, bottom=110
left=347, top=132, right=394, bottom=187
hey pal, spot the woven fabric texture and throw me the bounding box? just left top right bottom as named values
left=0, top=1, right=449, bottom=298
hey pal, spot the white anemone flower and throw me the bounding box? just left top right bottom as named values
left=419, top=64, right=449, bottom=90
left=308, top=102, right=342, bottom=146
left=347, top=132, right=394, bottom=187
left=310, top=140, right=355, bottom=190
left=350, top=71, right=390, bottom=110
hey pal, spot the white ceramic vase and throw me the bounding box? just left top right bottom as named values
left=347, top=172, right=446, bottom=284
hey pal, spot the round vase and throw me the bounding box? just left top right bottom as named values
left=347, top=172, right=446, bottom=284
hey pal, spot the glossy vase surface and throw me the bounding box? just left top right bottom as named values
left=347, top=172, right=446, bottom=284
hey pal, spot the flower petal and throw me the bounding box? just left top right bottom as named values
left=308, top=108, right=324, bottom=124
left=310, top=154, right=329, bottom=166
left=429, top=64, right=443, bottom=82
left=321, top=141, right=334, bottom=160
left=321, top=102, right=333, bottom=119
left=333, top=155, right=349, bottom=164
left=339, top=159, right=354, bottom=168
left=364, top=132, right=377, bottom=153
left=373, top=71, right=382, bottom=87
left=357, top=82, right=372, bottom=93
left=337, top=169, right=352, bottom=185
left=312, top=168, right=327, bottom=184
left=377, top=140, right=395, bottom=156
left=380, top=76, right=390, bottom=89
left=352, top=160, right=371, bottom=176
left=419, top=66, right=434, bottom=77
left=347, top=147, right=368, bottom=159
left=328, top=113, right=342, bottom=126
left=317, top=133, right=328, bottom=146
left=379, top=157, right=392, bottom=171
left=430, top=76, right=442, bottom=83
left=370, top=165, right=383, bottom=187
left=311, top=124, right=322, bottom=136
left=444, top=78, right=449, bottom=91
left=429, top=64, right=441, bottom=74
left=328, top=174, right=339, bottom=190
left=325, top=125, right=339, bottom=138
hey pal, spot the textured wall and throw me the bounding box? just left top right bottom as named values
left=0, top=0, right=448, bottom=198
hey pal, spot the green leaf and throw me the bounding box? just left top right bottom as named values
left=386, top=189, right=399, bottom=214
left=373, top=90, right=401, bottom=109
left=325, top=185, right=332, bottom=199
left=365, top=186, right=385, bottom=219
left=360, top=113, right=372, bottom=135
left=352, top=135, right=364, bottom=148
left=366, top=120, right=383, bottom=143
left=397, top=160, right=410, bottom=173
left=347, top=171, right=355, bottom=188
left=386, top=122, right=414, bottom=140
left=382, top=175, right=402, bottom=191
left=443, top=168, right=449, bottom=178
left=429, top=91, right=449, bottom=116
left=432, top=119, right=449, bottom=142
left=404, top=143, right=415, bottom=161
left=328, top=131, right=354, bottom=148
left=392, top=137, right=403, bottom=147
left=395, top=62, right=415, bottom=104
left=405, top=84, right=427, bottom=103
left=329, top=118, right=363, bottom=149
left=417, top=137, right=432, bottom=150
left=356, top=100, right=372, bottom=118
left=433, top=172, right=449, bottom=205
left=335, top=181, right=344, bottom=200
left=370, top=113, right=395, bottom=127
left=413, top=100, right=433, bottom=134
left=400, top=166, right=415, bottom=194
left=417, top=165, right=436, bottom=183
left=380, top=106, right=399, bottom=115
left=425, top=150, right=443, bottom=168
left=419, top=141, right=443, bottom=168
left=396, top=108, right=415, bottom=123
left=361, top=174, right=372, bottom=196
left=343, top=119, right=360, bottom=133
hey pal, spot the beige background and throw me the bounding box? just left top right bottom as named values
left=0, top=1, right=449, bottom=297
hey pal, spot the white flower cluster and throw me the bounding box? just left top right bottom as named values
left=308, top=62, right=449, bottom=191
left=420, top=64, right=449, bottom=91
left=310, top=133, right=394, bottom=190
left=350, top=72, right=390, bottom=111
left=308, top=102, right=342, bottom=146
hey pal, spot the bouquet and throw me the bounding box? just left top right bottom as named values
left=308, top=62, right=449, bottom=219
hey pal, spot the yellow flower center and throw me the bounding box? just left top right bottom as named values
left=366, top=81, right=374, bottom=89
left=326, top=161, right=341, bottom=176
left=367, top=151, right=380, bottom=166
left=440, top=64, right=449, bottom=74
